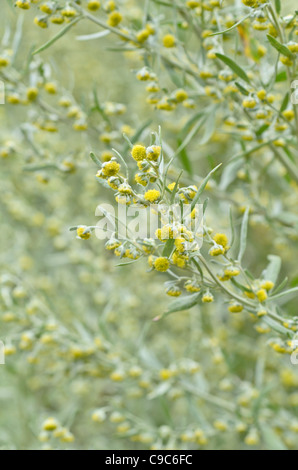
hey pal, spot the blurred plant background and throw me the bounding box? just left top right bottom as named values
left=0, top=0, right=298, bottom=450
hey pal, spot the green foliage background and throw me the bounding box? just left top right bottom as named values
left=0, top=0, right=298, bottom=450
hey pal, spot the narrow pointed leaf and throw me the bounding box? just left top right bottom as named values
left=215, top=53, right=251, bottom=84
left=33, top=17, right=81, bottom=55
left=191, top=164, right=222, bottom=211
left=267, top=34, right=294, bottom=59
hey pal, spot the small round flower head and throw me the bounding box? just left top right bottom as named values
left=271, top=342, right=287, bottom=354
left=209, top=245, right=225, bottom=256
left=2, top=312, right=16, bottom=322
left=127, top=366, right=142, bottom=378
left=182, top=185, right=198, bottom=202
left=42, top=417, right=59, bottom=432
left=107, top=11, right=123, bottom=27
left=50, top=15, right=65, bottom=24
left=101, top=160, right=120, bottom=177
left=101, top=150, right=113, bottom=162
left=273, top=138, right=286, bottom=148
left=118, top=183, right=133, bottom=195
left=280, top=56, right=293, bottom=67
left=115, top=194, right=131, bottom=205
left=154, top=257, right=170, bottom=272
left=260, top=280, right=274, bottom=291
left=135, top=174, right=148, bottom=187
left=186, top=1, right=200, bottom=8
left=111, top=414, right=129, bottom=428
left=77, top=226, right=91, bottom=240
left=157, top=98, right=176, bottom=111
left=0, top=56, right=10, bottom=67
left=92, top=409, right=106, bottom=423
left=73, top=120, right=88, bottom=131
left=42, top=121, right=58, bottom=133
left=110, top=370, right=125, bottom=381
left=61, top=432, right=75, bottom=443
left=114, top=246, right=123, bottom=257
left=126, top=249, right=140, bottom=260
left=38, top=432, right=50, bottom=443
left=156, top=225, right=173, bottom=241
left=105, top=0, right=116, bottom=11
left=266, top=94, right=275, bottom=104
left=200, top=69, right=214, bottom=80
left=214, top=420, right=228, bottom=432
left=166, top=285, right=182, bottom=297
left=40, top=2, right=55, bottom=14
left=218, top=70, right=234, bottom=82
left=44, top=82, right=57, bottom=94
left=88, top=0, right=101, bottom=11
left=137, top=160, right=150, bottom=171
left=105, top=239, right=121, bottom=251
left=131, top=144, right=147, bottom=162
left=116, top=423, right=131, bottom=434
left=136, top=29, right=150, bottom=43
left=276, top=121, right=289, bottom=131
left=34, top=17, right=48, bottom=28
left=257, top=289, right=268, bottom=303
left=67, top=106, right=81, bottom=119
left=244, top=289, right=255, bottom=299
left=257, top=44, right=267, bottom=57
left=242, top=0, right=257, bottom=6
left=213, top=233, right=228, bottom=249
left=107, top=176, right=119, bottom=189
left=244, top=431, right=260, bottom=446
left=257, top=89, right=266, bottom=100
left=167, top=182, right=178, bottom=191
left=163, top=34, right=176, bottom=48
left=242, top=97, right=257, bottom=109
left=61, top=6, right=77, bottom=17
left=235, top=422, right=248, bottom=434
left=185, top=280, right=201, bottom=293
left=4, top=345, right=17, bottom=356
left=146, top=82, right=160, bottom=93
left=172, top=251, right=188, bottom=268
left=282, top=109, right=295, bottom=121
left=228, top=303, right=244, bottom=313
left=174, top=89, right=188, bottom=102
left=224, top=266, right=240, bottom=277
left=202, top=292, right=214, bottom=303
left=26, top=87, right=39, bottom=101
left=174, top=237, right=187, bottom=253
left=144, top=189, right=160, bottom=203
left=255, top=109, right=267, bottom=120
left=159, top=369, right=174, bottom=380
left=253, top=21, right=269, bottom=31
left=184, top=101, right=196, bottom=111
left=287, top=41, right=298, bottom=53
left=136, top=68, right=151, bottom=81
left=146, top=145, right=161, bottom=161
left=145, top=22, right=155, bottom=35
left=15, top=0, right=30, bottom=9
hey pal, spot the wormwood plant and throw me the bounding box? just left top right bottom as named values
left=0, top=0, right=298, bottom=450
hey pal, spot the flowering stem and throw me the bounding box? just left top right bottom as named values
left=196, top=253, right=255, bottom=308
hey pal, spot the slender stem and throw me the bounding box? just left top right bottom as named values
left=196, top=253, right=255, bottom=308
